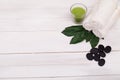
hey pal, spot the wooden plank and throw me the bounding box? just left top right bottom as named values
left=0, top=0, right=96, bottom=9
left=1, top=76, right=120, bottom=80
left=0, top=51, right=119, bottom=79
left=0, top=0, right=119, bottom=31
left=0, top=52, right=119, bottom=78
left=0, top=30, right=119, bottom=53
left=0, top=52, right=86, bottom=66
left=0, top=64, right=120, bottom=78
left=0, top=52, right=119, bottom=66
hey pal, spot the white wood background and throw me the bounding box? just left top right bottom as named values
left=0, top=0, right=120, bottom=80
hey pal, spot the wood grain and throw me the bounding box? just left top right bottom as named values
left=0, top=52, right=119, bottom=78
left=0, top=30, right=119, bottom=53
left=0, top=0, right=120, bottom=79
left=0, top=65, right=120, bottom=78
left=1, top=76, right=120, bottom=80
left=0, top=52, right=119, bottom=66
left=0, top=0, right=104, bottom=31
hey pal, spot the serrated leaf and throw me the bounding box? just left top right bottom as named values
left=90, top=35, right=100, bottom=48
left=70, top=31, right=85, bottom=44
left=62, top=25, right=84, bottom=37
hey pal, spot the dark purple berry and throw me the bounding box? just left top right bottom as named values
left=94, top=54, right=100, bottom=61
left=98, top=59, right=105, bottom=66
left=98, top=45, right=104, bottom=51
left=104, top=46, right=112, bottom=53
left=90, top=48, right=99, bottom=54
left=86, top=53, right=94, bottom=61
left=99, top=51, right=106, bottom=57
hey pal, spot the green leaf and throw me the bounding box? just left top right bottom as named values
left=84, top=31, right=93, bottom=42
left=62, top=25, right=84, bottom=37
left=70, top=31, right=85, bottom=44
left=62, top=25, right=101, bottom=47
left=90, top=34, right=100, bottom=48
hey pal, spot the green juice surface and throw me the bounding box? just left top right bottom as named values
left=71, top=7, right=86, bottom=22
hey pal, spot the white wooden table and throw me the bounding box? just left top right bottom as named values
left=0, top=0, right=120, bottom=80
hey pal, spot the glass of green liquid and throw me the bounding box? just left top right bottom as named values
left=70, top=3, right=87, bottom=23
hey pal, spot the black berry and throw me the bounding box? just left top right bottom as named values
left=98, top=59, right=105, bottom=66
left=104, top=46, right=112, bottom=53
left=99, top=51, right=106, bottom=57
left=94, top=54, right=100, bottom=61
left=86, top=53, right=94, bottom=61
left=90, top=48, right=99, bottom=54
left=98, top=45, right=104, bottom=51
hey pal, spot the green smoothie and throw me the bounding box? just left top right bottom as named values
left=71, top=7, right=86, bottom=22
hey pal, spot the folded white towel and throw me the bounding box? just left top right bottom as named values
left=83, top=0, right=118, bottom=31
left=93, top=7, right=120, bottom=38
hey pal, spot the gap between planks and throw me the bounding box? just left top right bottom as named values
left=0, top=74, right=120, bottom=79
left=0, top=50, right=119, bottom=55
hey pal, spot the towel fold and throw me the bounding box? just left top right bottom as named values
left=83, top=0, right=118, bottom=31
left=93, top=7, right=120, bottom=38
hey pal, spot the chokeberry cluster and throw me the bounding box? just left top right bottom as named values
left=86, top=44, right=112, bottom=66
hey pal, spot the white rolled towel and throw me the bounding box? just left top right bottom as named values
left=83, top=0, right=100, bottom=31
left=93, top=7, right=120, bottom=38
left=83, top=0, right=118, bottom=31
